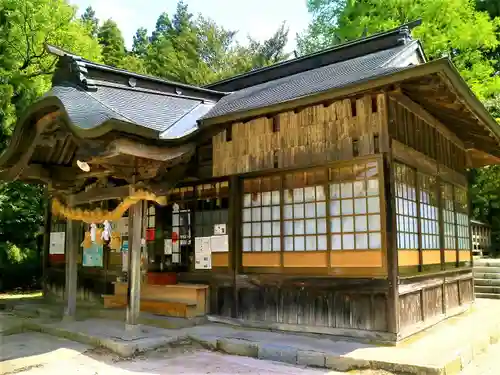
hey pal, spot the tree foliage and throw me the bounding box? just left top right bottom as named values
left=98, top=19, right=126, bottom=67
left=298, top=0, right=500, bottom=99
left=0, top=0, right=101, bottom=289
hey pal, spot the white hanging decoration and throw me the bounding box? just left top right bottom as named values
left=90, top=223, right=97, bottom=242
left=102, top=220, right=112, bottom=242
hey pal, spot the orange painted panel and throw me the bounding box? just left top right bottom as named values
left=398, top=250, right=419, bottom=266
left=243, top=252, right=281, bottom=267
left=459, top=251, right=471, bottom=262
left=422, top=250, right=441, bottom=265
left=284, top=251, right=327, bottom=268
left=445, top=250, right=456, bottom=263
left=330, top=250, right=383, bottom=268
left=212, top=253, right=229, bottom=267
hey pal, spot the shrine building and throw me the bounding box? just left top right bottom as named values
left=1, top=20, right=499, bottom=343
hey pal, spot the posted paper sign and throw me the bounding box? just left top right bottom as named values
left=210, top=235, right=229, bottom=252
left=164, top=239, right=173, bottom=255
left=195, top=254, right=211, bottom=270
left=49, top=232, right=65, bottom=254
left=83, top=243, right=103, bottom=267
left=195, top=237, right=212, bottom=269
left=214, top=224, right=227, bottom=235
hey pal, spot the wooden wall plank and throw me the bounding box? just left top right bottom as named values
left=213, top=94, right=387, bottom=176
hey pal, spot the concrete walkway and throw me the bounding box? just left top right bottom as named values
left=3, top=299, right=500, bottom=375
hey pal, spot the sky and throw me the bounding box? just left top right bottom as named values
left=70, top=0, right=312, bottom=53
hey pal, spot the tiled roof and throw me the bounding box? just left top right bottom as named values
left=201, top=43, right=414, bottom=120
left=42, top=81, right=215, bottom=140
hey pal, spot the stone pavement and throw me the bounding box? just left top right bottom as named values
left=1, top=330, right=392, bottom=375
left=3, top=298, right=500, bottom=375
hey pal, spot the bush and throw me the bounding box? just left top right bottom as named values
left=0, top=242, right=41, bottom=292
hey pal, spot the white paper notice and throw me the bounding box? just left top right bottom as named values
left=210, top=235, right=229, bottom=252
left=49, top=232, right=65, bottom=254
left=195, top=254, right=211, bottom=270
left=172, top=253, right=180, bottom=263
left=195, top=237, right=212, bottom=269
left=195, top=237, right=211, bottom=254
left=213, top=223, right=227, bottom=235
left=164, top=239, right=173, bottom=255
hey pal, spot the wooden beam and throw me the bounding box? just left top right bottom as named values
left=3, top=112, right=61, bottom=181
left=382, top=150, right=399, bottom=335
left=42, top=192, right=52, bottom=297
left=389, top=91, right=464, bottom=148
left=64, top=197, right=78, bottom=320
left=126, top=198, right=143, bottom=327
left=228, top=175, right=242, bottom=318
left=71, top=185, right=130, bottom=205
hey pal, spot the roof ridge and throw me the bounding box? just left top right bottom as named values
left=204, top=20, right=422, bottom=92
left=45, top=44, right=227, bottom=96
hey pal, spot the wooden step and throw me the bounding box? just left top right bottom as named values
left=102, top=294, right=202, bottom=318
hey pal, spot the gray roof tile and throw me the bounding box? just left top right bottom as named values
left=202, top=44, right=410, bottom=120
left=45, top=83, right=206, bottom=139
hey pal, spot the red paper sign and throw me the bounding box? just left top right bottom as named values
left=172, top=231, right=179, bottom=243
left=146, top=228, right=155, bottom=241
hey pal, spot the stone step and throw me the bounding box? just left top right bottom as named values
left=474, top=266, right=500, bottom=273
left=475, top=292, right=500, bottom=299
left=474, top=259, right=500, bottom=267
left=474, top=285, right=500, bottom=294
left=474, top=278, right=500, bottom=287
left=473, top=272, right=500, bottom=280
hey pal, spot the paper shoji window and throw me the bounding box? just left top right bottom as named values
left=441, top=182, right=456, bottom=250
left=242, top=176, right=281, bottom=252
left=418, top=173, right=439, bottom=249
left=395, top=163, right=418, bottom=250
left=283, top=169, right=328, bottom=251
left=147, top=204, right=156, bottom=228
left=172, top=202, right=192, bottom=245
left=330, top=162, right=381, bottom=250
left=455, top=187, right=470, bottom=250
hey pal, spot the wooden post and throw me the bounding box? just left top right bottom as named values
left=228, top=175, right=242, bottom=318
left=42, top=194, right=52, bottom=298
left=383, top=151, right=399, bottom=336
left=126, top=200, right=143, bottom=327
left=64, top=217, right=79, bottom=319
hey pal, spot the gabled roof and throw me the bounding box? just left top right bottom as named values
left=201, top=41, right=420, bottom=120
left=205, top=20, right=425, bottom=92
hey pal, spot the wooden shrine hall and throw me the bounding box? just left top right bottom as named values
left=1, top=20, right=500, bottom=343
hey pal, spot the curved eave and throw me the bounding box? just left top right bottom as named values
left=0, top=96, right=160, bottom=172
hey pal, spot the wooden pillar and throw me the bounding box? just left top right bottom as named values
left=228, top=175, right=242, bottom=318
left=383, top=152, right=399, bottom=336
left=126, top=200, right=143, bottom=327
left=64, top=218, right=79, bottom=319
left=42, top=194, right=52, bottom=298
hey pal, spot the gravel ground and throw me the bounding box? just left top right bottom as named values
left=3, top=332, right=395, bottom=375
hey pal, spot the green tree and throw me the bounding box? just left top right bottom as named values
left=0, top=0, right=102, bottom=289
left=143, top=1, right=290, bottom=84
left=132, top=27, right=149, bottom=57
left=81, top=6, right=99, bottom=38
left=98, top=19, right=126, bottom=67
left=298, top=0, right=500, bottom=99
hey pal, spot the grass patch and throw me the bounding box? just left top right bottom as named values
left=0, top=291, right=42, bottom=300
